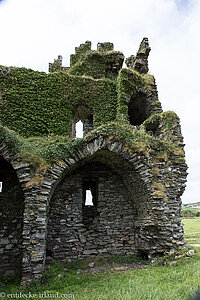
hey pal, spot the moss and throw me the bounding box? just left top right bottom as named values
left=151, top=168, right=159, bottom=177
left=0, top=123, right=24, bottom=155
left=161, top=111, right=180, bottom=130
left=116, top=68, right=145, bottom=124
left=25, top=176, right=44, bottom=188
left=116, top=68, right=161, bottom=125
left=174, top=157, right=186, bottom=163
left=155, top=152, right=169, bottom=163
left=143, top=73, right=156, bottom=90
left=151, top=182, right=168, bottom=202
left=151, top=182, right=166, bottom=191
left=70, top=41, right=92, bottom=66
left=0, top=107, right=186, bottom=172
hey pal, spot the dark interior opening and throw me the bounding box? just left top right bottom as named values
left=83, top=114, right=94, bottom=136
left=128, top=92, right=148, bottom=125
left=87, top=114, right=93, bottom=126
left=0, top=157, right=24, bottom=278
left=82, top=179, right=98, bottom=229
left=145, top=119, right=160, bottom=135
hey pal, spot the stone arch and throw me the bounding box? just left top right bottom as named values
left=0, top=141, right=31, bottom=279
left=42, top=137, right=154, bottom=214
left=21, top=135, right=186, bottom=282
left=42, top=137, right=153, bottom=263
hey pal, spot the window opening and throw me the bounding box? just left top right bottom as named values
left=85, top=189, right=93, bottom=206
left=88, top=114, right=93, bottom=125
left=82, top=179, right=98, bottom=229
left=128, top=92, right=147, bottom=126
left=75, top=120, right=83, bottom=138
left=83, top=114, right=94, bottom=136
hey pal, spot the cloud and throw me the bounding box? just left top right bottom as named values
left=0, top=0, right=199, bottom=203
left=0, top=0, right=181, bottom=69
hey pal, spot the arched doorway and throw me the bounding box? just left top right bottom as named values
left=46, top=150, right=149, bottom=263
left=0, top=157, right=24, bottom=278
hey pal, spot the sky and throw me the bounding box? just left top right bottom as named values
left=0, top=0, right=199, bottom=204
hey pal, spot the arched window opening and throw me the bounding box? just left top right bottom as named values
left=128, top=92, right=148, bottom=126
left=71, top=106, right=94, bottom=138
left=75, top=120, right=84, bottom=138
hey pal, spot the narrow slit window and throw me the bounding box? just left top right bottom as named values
left=82, top=179, right=98, bottom=229
left=75, top=120, right=83, bottom=138
left=85, top=189, right=93, bottom=206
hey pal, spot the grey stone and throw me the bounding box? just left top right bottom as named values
left=88, top=262, right=95, bottom=268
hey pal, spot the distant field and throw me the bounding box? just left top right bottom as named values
left=183, top=217, right=200, bottom=245
left=182, top=202, right=200, bottom=212
left=183, top=202, right=200, bottom=208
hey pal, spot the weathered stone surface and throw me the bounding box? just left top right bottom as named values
left=125, top=38, right=151, bottom=74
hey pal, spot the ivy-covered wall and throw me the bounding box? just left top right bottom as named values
left=68, top=51, right=124, bottom=80
left=0, top=67, right=117, bottom=137
left=0, top=40, right=162, bottom=139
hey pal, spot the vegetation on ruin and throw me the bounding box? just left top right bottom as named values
left=116, top=68, right=145, bottom=122
left=0, top=66, right=117, bottom=137
left=0, top=54, right=185, bottom=183
left=151, top=182, right=167, bottom=202
left=0, top=65, right=159, bottom=138
left=0, top=108, right=185, bottom=173
left=68, top=50, right=124, bottom=80
left=1, top=219, right=200, bottom=300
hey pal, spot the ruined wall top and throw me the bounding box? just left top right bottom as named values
left=49, top=38, right=151, bottom=77
left=125, top=38, right=151, bottom=74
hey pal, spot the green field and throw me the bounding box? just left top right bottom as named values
left=1, top=219, right=200, bottom=300
left=183, top=217, right=200, bottom=245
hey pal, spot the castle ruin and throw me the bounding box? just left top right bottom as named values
left=0, top=39, right=187, bottom=284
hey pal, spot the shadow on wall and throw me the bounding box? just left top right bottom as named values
left=0, top=157, right=24, bottom=279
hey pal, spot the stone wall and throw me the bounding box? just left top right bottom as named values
left=0, top=157, right=24, bottom=278
left=46, top=161, right=139, bottom=261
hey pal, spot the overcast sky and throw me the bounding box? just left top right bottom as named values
left=0, top=0, right=199, bottom=204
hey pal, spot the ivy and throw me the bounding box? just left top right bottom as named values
left=68, top=51, right=124, bottom=80
left=0, top=67, right=117, bottom=137
left=0, top=110, right=185, bottom=173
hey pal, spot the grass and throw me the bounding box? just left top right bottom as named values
left=1, top=221, right=200, bottom=299
left=183, top=217, right=200, bottom=245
